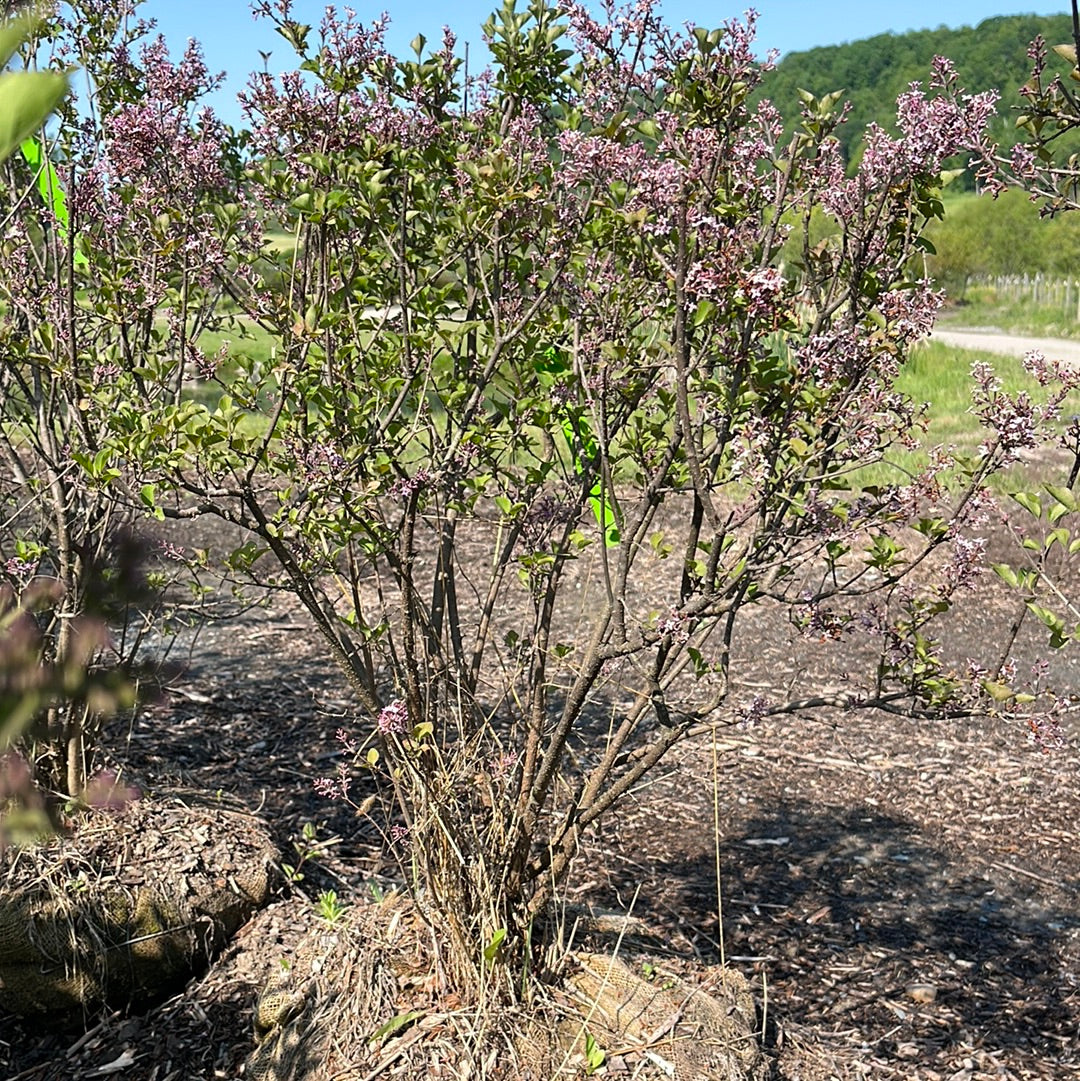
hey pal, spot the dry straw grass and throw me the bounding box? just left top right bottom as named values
left=246, top=887, right=769, bottom=1081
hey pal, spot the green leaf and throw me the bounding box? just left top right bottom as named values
left=20, top=135, right=84, bottom=264
left=0, top=8, right=39, bottom=69
left=991, top=563, right=1019, bottom=588
left=600, top=109, right=628, bottom=138
left=1053, top=42, right=1079, bottom=66
left=369, top=1010, right=424, bottom=1044
left=588, top=487, right=620, bottom=547
left=140, top=483, right=163, bottom=520
left=1012, top=491, right=1042, bottom=519
left=692, top=299, right=716, bottom=327
left=1027, top=602, right=1065, bottom=639
left=982, top=680, right=1014, bottom=703
left=914, top=517, right=948, bottom=540
left=276, top=20, right=311, bottom=54
left=1046, top=527, right=1070, bottom=550
left=584, top=1030, right=605, bottom=1074
left=0, top=70, right=69, bottom=163
left=483, top=927, right=507, bottom=964
left=1044, top=484, right=1078, bottom=513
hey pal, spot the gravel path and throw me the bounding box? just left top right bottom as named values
left=931, top=325, right=1080, bottom=365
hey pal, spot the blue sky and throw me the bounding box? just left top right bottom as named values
left=135, top=1, right=1066, bottom=129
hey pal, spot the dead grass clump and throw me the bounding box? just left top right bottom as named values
left=246, top=891, right=770, bottom=1080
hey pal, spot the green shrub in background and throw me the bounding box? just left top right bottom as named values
left=927, top=189, right=1080, bottom=298
left=0, top=4, right=136, bottom=841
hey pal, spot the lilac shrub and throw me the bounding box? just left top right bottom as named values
left=0, top=3, right=240, bottom=794
left=24, top=0, right=1075, bottom=988
left=958, top=11, right=1080, bottom=732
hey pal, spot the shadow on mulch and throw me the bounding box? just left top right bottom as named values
left=7, top=547, right=1073, bottom=1080
left=110, top=616, right=388, bottom=873
left=592, top=799, right=1079, bottom=1069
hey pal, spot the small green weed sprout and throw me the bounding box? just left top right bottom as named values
left=584, top=1031, right=605, bottom=1075
left=316, top=890, right=347, bottom=925
left=282, top=821, right=340, bottom=883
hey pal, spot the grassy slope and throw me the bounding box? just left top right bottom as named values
left=850, top=338, right=1079, bottom=490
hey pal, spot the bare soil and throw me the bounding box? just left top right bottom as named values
left=2, top=515, right=1079, bottom=1081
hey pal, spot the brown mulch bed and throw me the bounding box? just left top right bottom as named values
left=2, top=520, right=1079, bottom=1080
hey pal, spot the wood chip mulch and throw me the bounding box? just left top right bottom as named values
left=2, top=516, right=1079, bottom=1080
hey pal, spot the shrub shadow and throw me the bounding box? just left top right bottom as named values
left=590, top=799, right=1079, bottom=1065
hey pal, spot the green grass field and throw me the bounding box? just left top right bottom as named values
left=943, top=290, right=1080, bottom=341
left=897, top=339, right=1033, bottom=443
left=176, top=301, right=1079, bottom=496
left=847, top=337, right=1079, bottom=489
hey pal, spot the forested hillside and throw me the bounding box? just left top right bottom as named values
left=758, top=14, right=1074, bottom=178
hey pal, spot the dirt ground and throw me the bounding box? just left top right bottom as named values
left=930, top=326, right=1080, bottom=367
left=2, top=513, right=1079, bottom=1081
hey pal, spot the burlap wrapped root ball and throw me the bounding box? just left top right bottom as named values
left=247, top=895, right=770, bottom=1081
left=0, top=795, right=278, bottom=1018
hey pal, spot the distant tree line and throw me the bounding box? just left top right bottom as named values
left=758, top=14, right=1076, bottom=188
left=785, top=188, right=1080, bottom=300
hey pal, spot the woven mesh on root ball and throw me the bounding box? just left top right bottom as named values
left=246, top=893, right=770, bottom=1081
left=0, top=794, right=278, bottom=1017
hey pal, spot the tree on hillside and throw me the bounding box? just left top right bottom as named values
left=983, top=0, right=1080, bottom=217
left=757, top=14, right=1077, bottom=186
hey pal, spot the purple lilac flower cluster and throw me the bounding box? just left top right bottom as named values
left=971, top=363, right=1040, bottom=463
left=657, top=608, right=690, bottom=644
left=491, top=750, right=519, bottom=781
left=860, top=59, right=998, bottom=191
left=940, top=535, right=986, bottom=595
left=377, top=700, right=409, bottom=737
left=520, top=492, right=577, bottom=549
left=158, top=541, right=186, bottom=563
left=281, top=438, right=348, bottom=483
left=388, top=469, right=432, bottom=501
left=243, top=4, right=397, bottom=158
left=4, top=557, right=38, bottom=580
left=736, top=694, right=771, bottom=730
left=796, top=593, right=849, bottom=641
left=1027, top=714, right=1067, bottom=754
left=313, top=762, right=350, bottom=801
